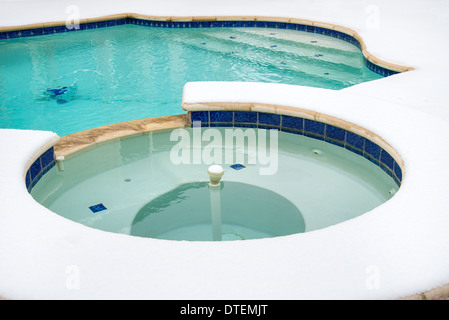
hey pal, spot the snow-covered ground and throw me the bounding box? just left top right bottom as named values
left=1, top=0, right=449, bottom=299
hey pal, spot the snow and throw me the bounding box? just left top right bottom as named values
left=1, top=0, right=449, bottom=300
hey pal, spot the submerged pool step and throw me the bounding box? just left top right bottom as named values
left=181, top=31, right=364, bottom=72
left=172, top=31, right=367, bottom=84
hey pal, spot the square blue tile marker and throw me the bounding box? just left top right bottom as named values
left=230, top=164, right=246, bottom=171
left=89, top=203, right=107, bottom=213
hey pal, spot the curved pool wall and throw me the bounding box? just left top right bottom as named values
left=29, top=119, right=400, bottom=240
left=0, top=14, right=413, bottom=78
left=25, top=109, right=403, bottom=195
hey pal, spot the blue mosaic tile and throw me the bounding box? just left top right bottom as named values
left=325, top=125, right=346, bottom=142
left=277, top=23, right=287, bottom=29
left=234, top=111, right=257, bottom=124
left=0, top=32, right=7, bottom=39
left=306, top=25, right=315, bottom=33
left=282, top=115, right=303, bottom=131
left=190, top=111, right=209, bottom=123
left=380, top=149, right=394, bottom=171
left=304, top=119, right=325, bottom=136
left=105, top=20, right=116, bottom=27
left=31, top=28, right=44, bottom=36
left=89, top=203, right=107, bottom=213
left=42, top=27, right=54, bottom=34
left=315, top=27, right=325, bottom=34
left=394, top=162, right=403, bottom=182
left=29, top=159, right=41, bottom=181
left=364, top=139, right=381, bottom=159
left=345, top=131, right=364, bottom=151
left=7, top=31, right=19, bottom=39
left=25, top=170, right=31, bottom=190
left=258, top=113, right=281, bottom=126
left=40, top=147, right=55, bottom=169
left=230, top=164, right=246, bottom=170
left=209, top=111, right=233, bottom=123
left=98, top=21, right=108, bottom=28
left=19, top=29, right=32, bottom=37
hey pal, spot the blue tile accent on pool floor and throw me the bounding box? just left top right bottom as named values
left=89, top=203, right=107, bottom=213
left=189, top=110, right=403, bottom=186
left=230, top=164, right=246, bottom=170
left=0, top=17, right=400, bottom=77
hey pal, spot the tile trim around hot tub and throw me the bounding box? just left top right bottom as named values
left=25, top=146, right=55, bottom=193
left=0, top=14, right=412, bottom=76
left=189, top=110, right=403, bottom=187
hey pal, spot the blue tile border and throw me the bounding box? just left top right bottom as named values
left=190, top=110, right=403, bottom=186
left=25, top=147, right=55, bottom=193
left=0, top=17, right=403, bottom=77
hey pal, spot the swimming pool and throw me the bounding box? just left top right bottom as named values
left=0, top=23, right=382, bottom=136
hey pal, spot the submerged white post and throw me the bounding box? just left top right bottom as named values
left=208, top=165, right=224, bottom=241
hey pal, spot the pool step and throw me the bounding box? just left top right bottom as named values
left=172, top=32, right=367, bottom=87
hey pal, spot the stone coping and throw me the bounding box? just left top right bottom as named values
left=54, top=114, right=188, bottom=159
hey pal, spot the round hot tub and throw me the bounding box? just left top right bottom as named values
left=30, top=113, right=402, bottom=241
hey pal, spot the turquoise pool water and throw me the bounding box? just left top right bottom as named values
left=0, top=25, right=382, bottom=136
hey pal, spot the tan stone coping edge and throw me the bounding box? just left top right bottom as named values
left=182, top=101, right=406, bottom=174
left=0, top=13, right=413, bottom=73
left=54, top=114, right=188, bottom=159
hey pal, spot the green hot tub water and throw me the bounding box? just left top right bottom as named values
left=31, top=129, right=398, bottom=241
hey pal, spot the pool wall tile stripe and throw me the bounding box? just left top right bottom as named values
left=0, top=16, right=410, bottom=77
left=25, top=147, right=55, bottom=193
left=190, top=110, right=403, bottom=186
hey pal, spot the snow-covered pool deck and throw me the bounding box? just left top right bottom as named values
left=1, top=0, right=449, bottom=300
